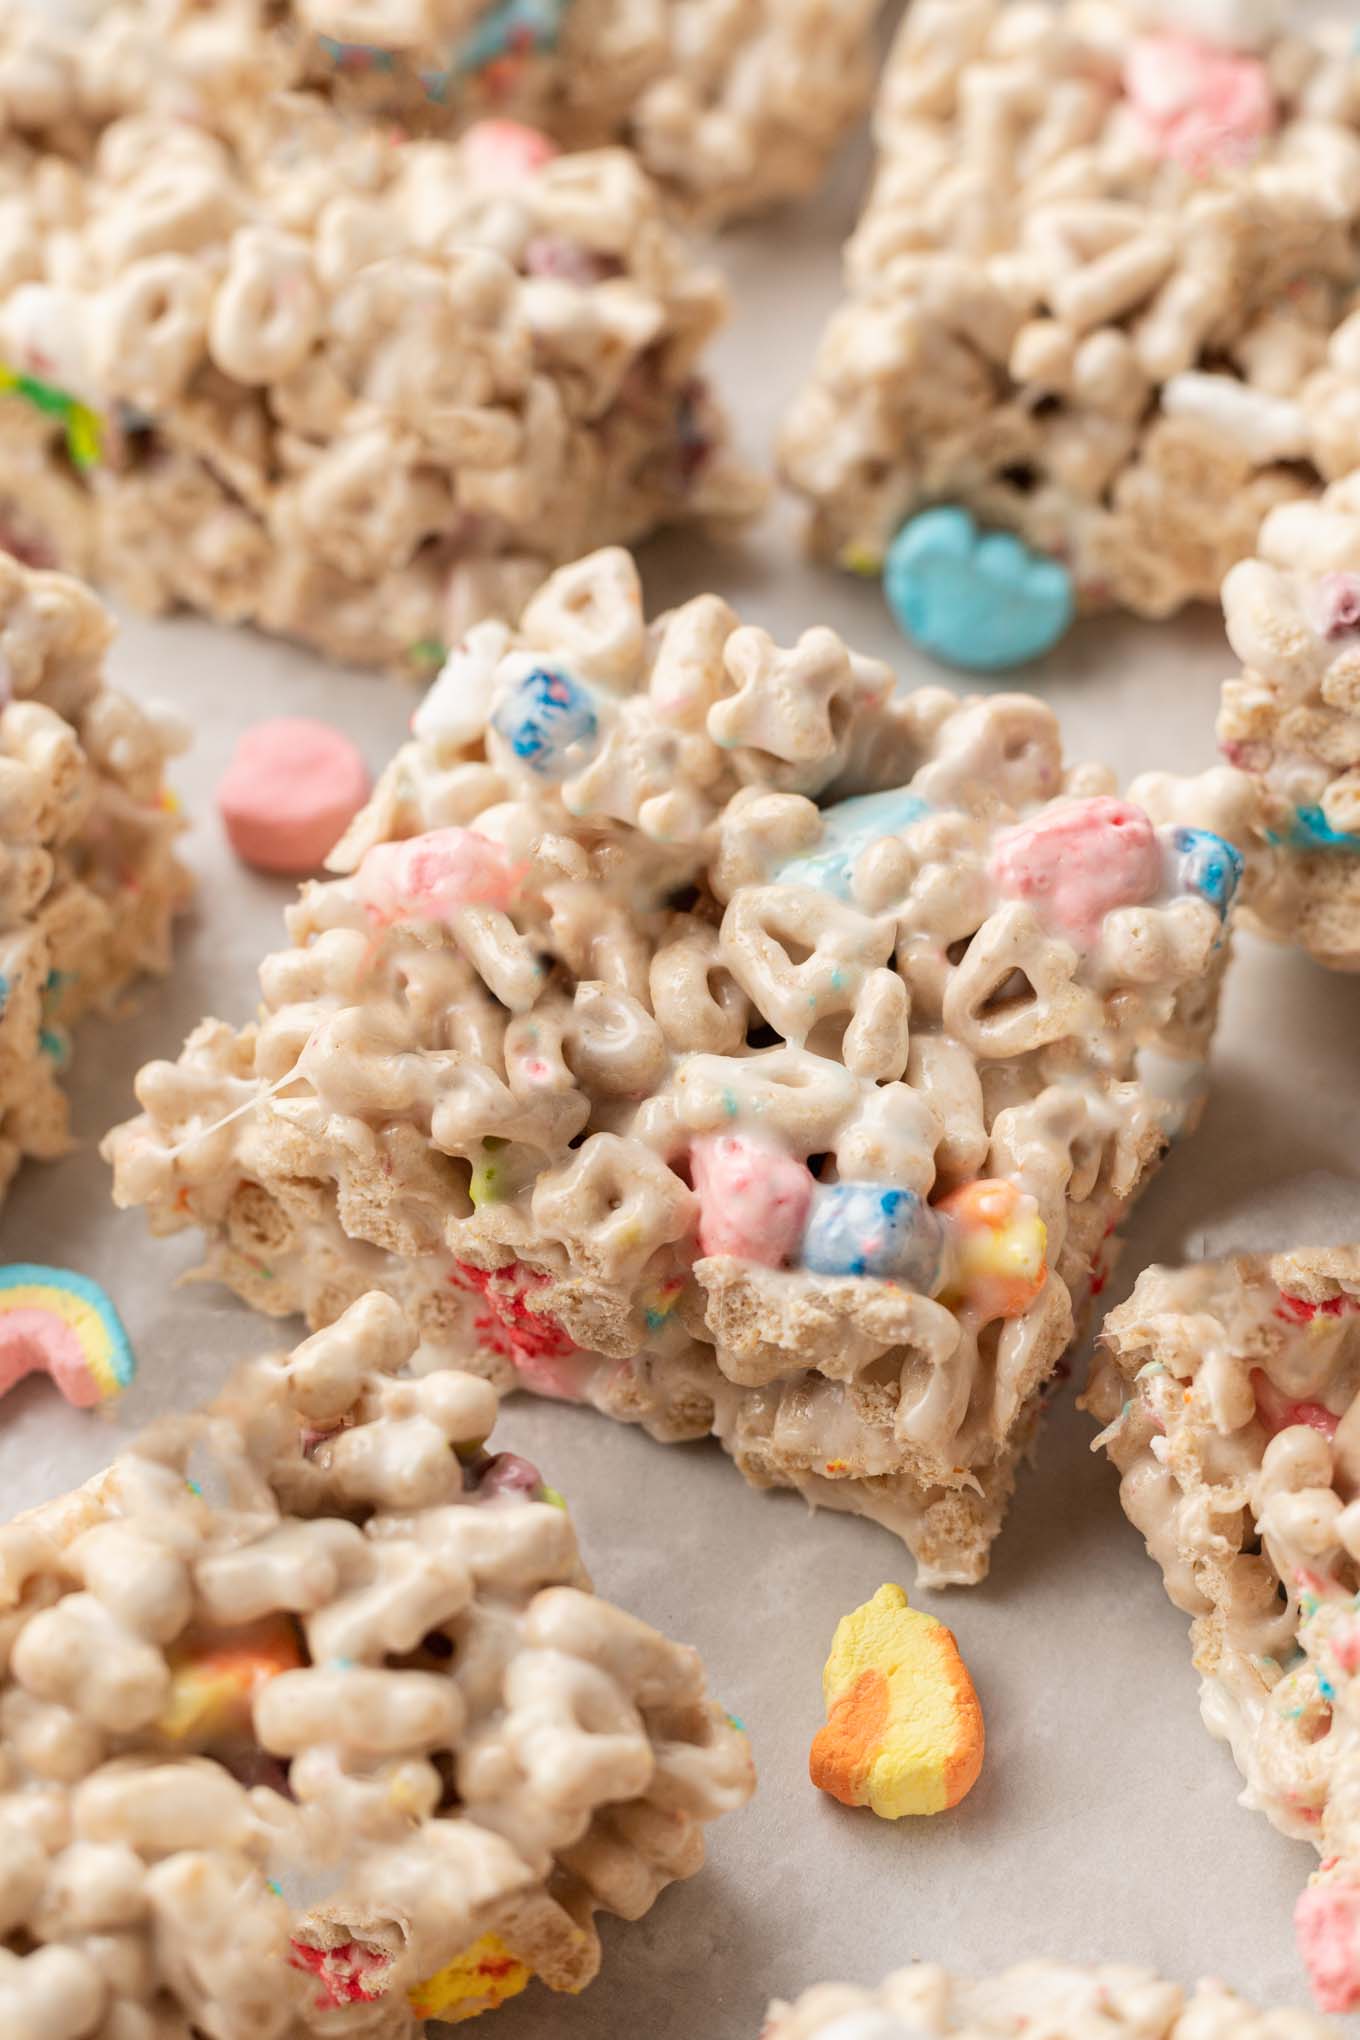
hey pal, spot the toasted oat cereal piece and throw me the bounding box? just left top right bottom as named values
left=57, top=0, right=880, bottom=228
left=762, top=1960, right=1337, bottom=2039
left=0, top=84, right=760, bottom=675
left=105, top=546, right=1260, bottom=1589
left=1086, top=1246, right=1360, bottom=2010
left=0, top=1289, right=753, bottom=2036
left=781, top=0, right=1360, bottom=666
left=0, top=552, right=188, bottom=1208
left=1218, top=476, right=1360, bottom=970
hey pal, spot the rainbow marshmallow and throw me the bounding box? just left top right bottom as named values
left=0, top=1264, right=135, bottom=1408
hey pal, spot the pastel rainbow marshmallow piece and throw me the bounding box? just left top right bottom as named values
left=809, top=1584, right=984, bottom=1819
left=0, top=1264, right=135, bottom=1408
left=989, top=795, right=1162, bottom=946
left=408, top=1933, right=534, bottom=2021
left=354, top=827, right=524, bottom=928
left=461, top=119, right=559, bottom=190
left=937, top=1179, right=1047, bottom=1322
left=1123, top=32, right=1275, bottom=172
left=216, top=718, right=370, bottom=876
left=1295, top=1878, right=1360, bottom=2013
left=882, top=506, right=1074, bottom=672
left=157, top=1614, right=304, bottom=1744
left=691, top=1133, right=815, bottom=1267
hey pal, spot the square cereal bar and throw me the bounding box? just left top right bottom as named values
left=0, top=90, right=760, bottom=673
left=0, top=1289, right=753, bottom=2034
left=107, top=547, right=1256, bottom=1587
left=71, top=0, right=881, bottom=227
left=781, top=0, right=1360, bottom=668
left=0, top=551, right=187, bottom=1205
left=1219, top=477, right=1360, bottom=971
left=762, top=1961, right=1335, bottom=2039
left=1088, top=1247, right=1360, bottom=2012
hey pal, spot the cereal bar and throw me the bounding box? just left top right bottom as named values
left=73, top=0, right=881, bottom=228
left=1219, top=477, right=1360, bottom=971
left=0, top=1288, right=753, bottom=2035
left=762, top=1960, right=1336, bottom=2039
left=0, top=89, right=759, bottom=673
left=0, top=550, right=188, bottom=1207
left=1086, top=1247, right=1360, bottom=2011
left=105, top=546, right=1257, bottom=1588
left=781, top=0, right=1360, bottom=667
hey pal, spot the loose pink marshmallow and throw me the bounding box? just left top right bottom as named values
left=1124, top=34, right=1275, bottom=173
left=217, top=718, right=370, bottom=876
left=691, top=1134, right=814, bottom=1267
left=988, top=796, right=1162, bottom=946
left=355, top=828, right=523, bottom=928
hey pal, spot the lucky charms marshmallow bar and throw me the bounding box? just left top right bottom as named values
left=105, top=546, right=1259, bottom=1588
left=760, top=1960, right=1338, bottom=2040
left=0, top=548, right=188, bottom=1211
left=781, top=0, right=1360, bottom=671
left=0, top=1289, right=753, bottom=2037
left=1085, top=1248, right=1360, bottom=2014
left=69, top=0, right=882, bottom=230
left=0, top=84, right=759, bottom=674
left=1218, top=476, right=1360, bottom=972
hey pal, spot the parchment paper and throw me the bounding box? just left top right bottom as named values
left=1, top=52, right=1358, bottom=2039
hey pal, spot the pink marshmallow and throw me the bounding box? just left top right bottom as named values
left=217, top=718, right=370, bottom=876
left=461, top=120, right=559, bottom=190
left=1308, top=572, right=1360, bottom=641
left=1331, top=1621, right=1360, bottom=1677
left=354, top=827, right=523, bottom=927
left=691, top=1134, right=814, bottom=1267
left=1124, top=34, right=1275, bottom=173
left=988, top=796, right=1162, bottom=946
left=1296, top=1882, right=1360, bottom=2013
left=1251, top=1369, right=1340, bottom=1441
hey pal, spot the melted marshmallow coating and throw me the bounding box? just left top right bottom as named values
left=0, top=54, right=760, bottom=673
left=1219, top=474, right=1360, bottom=970
left=0, top=549, right=188, bottom=1208
left=54, top=0, right=881, bottom=229
left=104, top=545, right=1259, bottom=1588
left=1087, top=1246, right=1360, bottom=1860
left=762, top=1959, right=1336, bottom=2040
left=781, top=0, right=1360, bottom=619
left=0, top=1289, right=753, bottom=2038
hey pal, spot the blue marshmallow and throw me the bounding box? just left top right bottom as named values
left=801, top=1182, right=946, bottom=1289
left=492, top=666, right=598, bottom=778
left=775, top=787, right=932, bottom=898
left=1170, top=826, right=1244, bottom=916
left=883, top=506, right=1075, bottom=673
left=1288, top=804, right=1360, bottom=854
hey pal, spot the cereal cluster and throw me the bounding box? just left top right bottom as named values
left=1219, top=475, right=1360, bottom=971
left=781, top=0, right=1360, bottom=643
left=0, top=1289, right=753, bottom=2037
left=1086, top=1248, right=1360, bottom=2010
left=0, top=79, right=759, bottom=673
left=104, top=547, right=1258, bottom=1588
left=761, top=1960, right=1336, bottom=2040
left=0, top=550, right=187, bottom=1207
left=68, top=0, right=881, bottom=229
